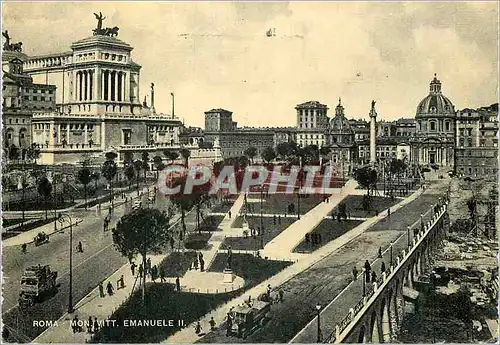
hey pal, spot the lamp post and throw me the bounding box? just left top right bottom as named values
left=362, top=269, right=366, bottom=296
left=407, top=226, right=411, bottom=248
left=58, top=213, right=74, bottom=313
left=316, top=303, right=322, bottom=342
left=390, top=241, right=393, bottom=266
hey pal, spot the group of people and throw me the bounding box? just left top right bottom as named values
left=190, top=252, right=205, bottom=272
left=98, top=280, right=118, bottom=297
left=71, top=315, right=100, bottom=335
left=352, top=257, right=387, bottom=283
left=305, top=232, right=322, bottom=245
left=130, top=258, right=167, bottom=282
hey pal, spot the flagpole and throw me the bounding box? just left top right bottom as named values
left=171, top=92, right=175, bottom=118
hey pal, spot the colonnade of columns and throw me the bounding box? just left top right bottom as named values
left=74, top=69, right=128, bottom=102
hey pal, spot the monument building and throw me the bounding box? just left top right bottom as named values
left=411, top=74, right=456, bottom=167
left=19, top=15, right=186, bottom=165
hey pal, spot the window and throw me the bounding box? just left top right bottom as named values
left=430, top=122, right=436, bottom=131
left=445, top=122, right=450, bottom=131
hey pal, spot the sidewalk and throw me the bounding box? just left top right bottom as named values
left=262, top=179, right=358, bottom=259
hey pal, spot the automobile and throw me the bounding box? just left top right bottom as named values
left=133, top=200, right=142, bottom=210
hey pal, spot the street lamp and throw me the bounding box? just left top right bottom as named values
left=407, top=226, right=411, bottom=248
left=316, top=303, right=322, bottom=342
left=390, top=241, right=393, bottom=266
left=58, top=213, right=74, bottom=313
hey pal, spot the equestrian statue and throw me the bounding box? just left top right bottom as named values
left=92, top=12, right=120, bottom=37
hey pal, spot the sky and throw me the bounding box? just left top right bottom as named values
left=2, top=1, right=499, bottom=128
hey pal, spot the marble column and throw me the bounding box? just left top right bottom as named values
left=101, top=70, right=106, bottom=100
left=84, top=71, right=88, bottom=101
left=74, top=71, right=78, bottom=102
left=107, top=71, right=112, bottom=102
left=122, top=72, right=126, bottom=101
left=84, top=124, right=88, bottom=144
left=369, top=105, right=377, bottom=165
left=114, top=71, right=119, bottom=102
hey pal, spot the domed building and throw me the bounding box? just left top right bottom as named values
left=325, top=98, right=357, bottom=176
left=411, top=74, right=456, bottom=167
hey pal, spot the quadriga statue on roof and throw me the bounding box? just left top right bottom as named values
left=2, top=30, right=23, bottom=52
left=92, top=12, right=119, bottom=37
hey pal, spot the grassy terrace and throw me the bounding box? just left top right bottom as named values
left=222, top=216, right=297, bottom=250
left=293, top=219, right=363, bottom=253
left=92, top=254, right=291, bottom=343
left=244, top=193, right=327, bottom=215
left=331, top=195, right=402, bottom=218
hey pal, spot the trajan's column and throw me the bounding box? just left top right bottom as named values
left=369, top=100, right=378, bottom=165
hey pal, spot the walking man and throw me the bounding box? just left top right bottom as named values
left=138, top=264, right=144, bottom=278
left=200, top=258, right=205, bottom=272
left=93, top=317, right=99, bottom=333
left=159, top=267, right=166, bottom=282
left=378, top=247, right=382, bottom=258
left=117, top=275, right=125, bottom=289
left=228, top=211, right=231, bottom=219
left=209, top=317, right=216, bottom=331
left=87, top=316, right=93, bottom=333
left=381, top=261, right=386, bottom=274
left=387, top=208, right=391, bottom=218
left=151, top=265, right=158, bottom=282
left=130, top=262, right=136, bottom=276
left=106, top=281, right=114, bottom=296
left=147, top=258, right=152, bottom=274
left=170, top=237, right=175, bottom=251
left=176, top=276, right=181, bottom=291
left=364, top=260, right=371, bottom=283
left=371, top=270, right=377, bottom=283
left=99, top=281, right=105, bottom=298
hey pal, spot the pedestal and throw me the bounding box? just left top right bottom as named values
left=223, top=268, right=234, bottom=283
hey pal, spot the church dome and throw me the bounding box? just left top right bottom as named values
left=416, top=74, right=455, bottom=118
left=329, top=98, right=354, bottom=133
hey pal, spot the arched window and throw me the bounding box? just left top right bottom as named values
left=430, top=121, right=436, bottom=131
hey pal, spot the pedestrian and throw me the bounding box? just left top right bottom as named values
left=378, top=247, right=382, bottom=258
left=352, top=266, right=358, bottom=280
left=138, top=264, right=143, bottom=278
left=273, top=215, right=276, bottom=224
left=209, top=316, right=216, bottom=331
left=199, top=251, right=204, bottom=261
left=176, top=276, right=181, bottom=291
left=21, top=243, right=27, bottom=254
left=77, top=241, right=83, bottom=253
left=72, top=315, right=79, bottom=333
left=151, top=265, right=158, bottom=282
left=93, top=317, right=99, bottom=333
left=170, top=237, right=175, bottom=251
left=147, top=258, right=152, bottom=274
left=226, top=313, right=233, bottom=337
left=117, top=275, right=125, bottom=289
left=267, top=284, right=272, bottom=298
left=364, top=260, right=371, bottom=282
left=375, top=209, right=379, bottom=216
left=193, top=258, right=199, bottom=271
left=131, top=262, right=136, bottom=276
left=228, top=210, right=232, bottom=219
left=278, top=215, right=281, bottom=224
left=381, top=261, right=386, bottom=274
left=371, top=270, right=377, bottom=283
left=87, top=316, right=93, bottom=333
left=159, top=267, right=166, bottom=282
left=99, top=281, right=105, bottom=298
left=279, top=289, right=284, bottom=302
left=387, top=208, right=391, bottom=218
left=106, top=281, right=114, bottom=296
left=200, top=258, right=205, bottom=272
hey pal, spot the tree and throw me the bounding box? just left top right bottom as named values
left=37, top=176, right=52, bottom=219
left=354, top=166, right=378, bottom=197
left=164, top=150, right=180, bottom=163
left=261, top=146, right=276, bottom=164
left=124, top=164, right=135, bottom=190
left=319, top=146, right=331, bottom=158
left=8, top=144, right=20, bottom=161
left=244, top=147, right=258, bottom=164
left=141, top=152, right=150, bottom=181
left=123, top=152, right=134, bottom=167
left=180, top=148, right=191, bottom=167
left=101, top=159, right=117, bottom=204
left=27, top=143, right=41, bottom=164
left=276, top=142, right=298, bottom=162
left=133, top=160, right=143, bottom=192
left=153, top=155, right=164, bottom=178
left=77, top=167, right=92, bottom=209
left=112, top=208, right=171, bottom=303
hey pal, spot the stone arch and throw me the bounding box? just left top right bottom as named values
left=358, top=324, right=367, bottom=343
left=18, top=128, right=28, bottom=148
left=380, top=297, right=391, bottom=342
left=369, top=310, right=380, bottom=343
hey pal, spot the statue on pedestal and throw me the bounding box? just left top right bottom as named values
left=2, top=30, right=23, bottom=52
left=225, top=246, right=233, bottom=270
left=92, top=12, right=120, bottom=37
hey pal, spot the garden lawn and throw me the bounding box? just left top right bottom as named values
left=293, top=219, right=363, bottom=253
left=222, top=216, right=297, bottom=250
left=1, top=217, right=57, bottom=240
left=198, top=215, right=224, bottom=232
left=158, top=251, right=198, bottom=277
left=2, top=218, right=25, bottom=228
left=210, top=202, right=234, bottom=214
left=184, top=232, right=212, bottom=250
left=208, top=253, right=292, bottom=287
left=91, top=283, right=241, bottom=343
left=332, top=195, right=402, bottom=218
left=244, top=194, right=327, bottom=215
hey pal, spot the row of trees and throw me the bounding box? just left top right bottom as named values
left=6, top=143, right=41, bottom=163
left=244, top=142, right=331, bottom=166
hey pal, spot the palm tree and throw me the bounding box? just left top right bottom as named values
left=180, top=148, right=190, bottom=168
left=37, top=176, right=52, bottom=219
left=77, top=167, right=92, bottom=209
